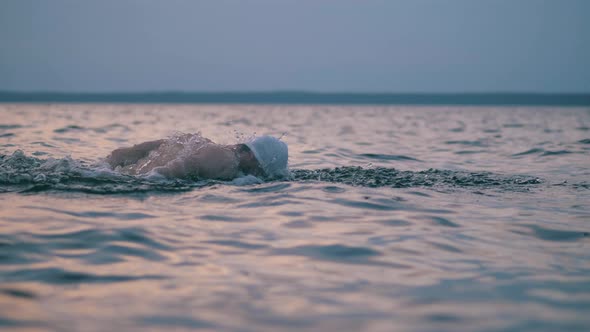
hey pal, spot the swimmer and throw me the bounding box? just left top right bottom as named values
left=106, top=134, right=288, bottom=180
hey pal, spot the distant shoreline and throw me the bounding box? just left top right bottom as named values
left=1, top=92, right=589, bottom=106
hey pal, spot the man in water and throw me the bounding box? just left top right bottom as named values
left=106, top=134, right=288, bottom=181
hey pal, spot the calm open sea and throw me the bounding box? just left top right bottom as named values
left=1, top=104, right=589, bottom=332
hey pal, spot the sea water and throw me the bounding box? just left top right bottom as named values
left=1, top=104, right=589, bottom=332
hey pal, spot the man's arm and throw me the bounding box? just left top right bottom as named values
left=153, top=145, right=239, bottom=180
left=106, top=139, right=165, bottom=168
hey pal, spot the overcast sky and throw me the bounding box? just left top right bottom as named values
left=0, top=0, right=588, bottom=93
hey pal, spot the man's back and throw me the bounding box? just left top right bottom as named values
left=110, top=134, right=238, bottom=180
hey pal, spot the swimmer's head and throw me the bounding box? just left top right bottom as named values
left=243, top=135, right=288, bottom=179
left=235, top=144, right=264, bottom=177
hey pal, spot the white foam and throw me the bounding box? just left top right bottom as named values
left=231, top=174, right=264, bottom=186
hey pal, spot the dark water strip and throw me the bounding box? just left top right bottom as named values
left=1, top=92, right=590, bottom=106
left=289, top=167, right=541, bottom=189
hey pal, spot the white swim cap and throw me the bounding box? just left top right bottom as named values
left=245, top=135, right=288, bottom=179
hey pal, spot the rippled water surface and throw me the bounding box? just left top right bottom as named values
left=1, top=104, right=589, bottom=332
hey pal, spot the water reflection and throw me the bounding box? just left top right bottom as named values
left=0, top=104, right=589, bottom=331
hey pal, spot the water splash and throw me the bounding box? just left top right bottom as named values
left=0, top=151, right=206, bottom=194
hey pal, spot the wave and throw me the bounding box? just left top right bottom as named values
left=0, top=151, right=542, bottom=194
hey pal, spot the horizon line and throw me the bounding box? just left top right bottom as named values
left=2, top=90, right=590, bottom=94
